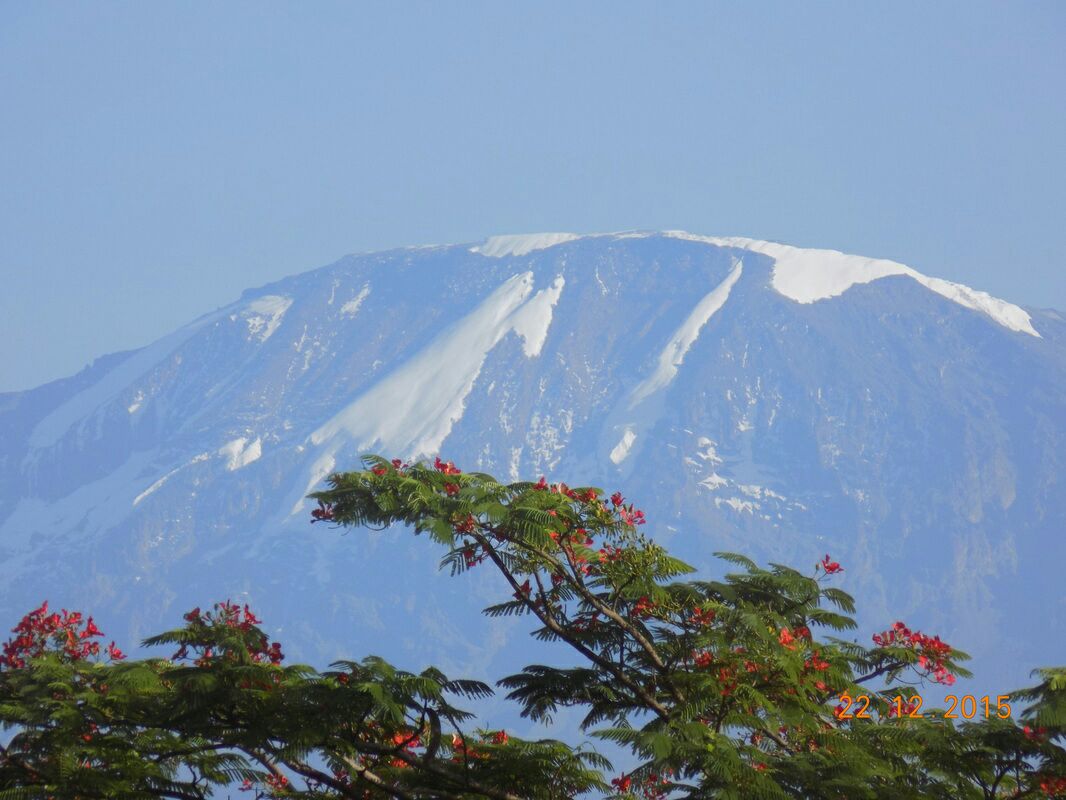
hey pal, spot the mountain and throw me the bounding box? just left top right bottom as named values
left=1, top=231, right=1063, bottom=705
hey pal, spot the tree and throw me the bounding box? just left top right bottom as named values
left=1, top=455, right=1063, bottom=799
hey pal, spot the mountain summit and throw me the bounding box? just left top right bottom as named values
left=2, top=231, right=1063, bottom=695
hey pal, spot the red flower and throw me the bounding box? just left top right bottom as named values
left=444, top=482, right=460, bottom=496
left=611, top=774, right=632, bottom=792
left=463, top=547, right=483, bottom=568
left=392, top=730, right=422, bottom=749
left=107, top=642, right=126, bottom=660
left=804, top=651, right=830, bottom=671
left=1040, top=776, right=1066, bottom=796
left=434, top=457, right=461, bottom=475
left=689, top=607, right=716, bottom=626
left=820, top=554, right=843, bottom=574
left=1023, top=725, right=1048, bottom=741
left=80, top=617, right=102, bottom=639
left=631, top=596, right=656, bottom=618
left=513, top=579, right=532, bottom=601
left=310, top=503, right=335, bottom=523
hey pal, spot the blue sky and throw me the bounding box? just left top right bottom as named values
left=2, top=1, right=1064, bottom=392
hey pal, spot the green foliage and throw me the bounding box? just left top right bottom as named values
left=1, top=455, right=1063, bottom=798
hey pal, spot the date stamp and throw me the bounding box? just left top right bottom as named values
left=836, top=693, right=1013, bottom=720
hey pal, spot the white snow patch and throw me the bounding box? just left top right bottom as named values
left=695, top=437, right=722, bottom=465
left=127, top=390, right=145, bottom=414
left=340, top=284, right=371, bottom=317
left=738, top=484, right=786, bottom=501
left=526, top=411, right=567, bottom=472
left=242, top=295, right=293, bottom=342
left=700, top=473, right=729, bottom=490
left=310, top=272, right=559, bottom=465
left=218, top=437, right=262, bottom=471
left=664, top=232, right=1039, bottom=337
left=594, top=268, right=610, bottom=296
left=133, top=473, right=172, bottom=507
left=630, top=262, right=743, bottom=406
left=510, top=276, right=565, bottom=357
left=472, top=233, right=581, bottom=258
left=132, top=453, right=209, bottom=506
left=715, top=497, right=758, bottom=514
left=609, top=427, right=637, bottom=465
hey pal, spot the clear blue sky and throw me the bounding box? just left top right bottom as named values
left=2, top=1, right=1064, bottom=392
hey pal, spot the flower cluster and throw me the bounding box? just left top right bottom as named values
left=610, top=491, right=646, bottom=525
left=177, top=601, right=283, bottom=666
left=631, top=596, right=658, bottom=619
left=239, top=774, right=289, bottom=795
left=611, top=769, right=672, bottom=799
left=0, top=601, right=124, bottom=669
left=1024, top=725, right=1049, bottom=742
left=532, top=477, right=598, bottom=504
left=871, top=621, right=955, bottom=685
left=434, top=457, right=461, bottom=476
left=1040, top=775, right=1066, bottom=798
left=689, top=606, right=716, bottom=627
left=803, top=650, right=830, bottom=672
left=448, top=730, right=510, bottom=763
left=778, top=625, right=811, bottom=651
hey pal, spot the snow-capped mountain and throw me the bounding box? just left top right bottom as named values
left=1, top=231, right=1063, bottom=700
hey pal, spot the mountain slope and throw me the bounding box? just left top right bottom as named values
left=1, top=231, right=1063, bottom=701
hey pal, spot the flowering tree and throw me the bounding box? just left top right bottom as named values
left=1, top=455, right=1063, bottom=799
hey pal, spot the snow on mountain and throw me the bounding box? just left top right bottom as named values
left=630, top=260, right=743, bottom=405
left=339, top=284, right=370, bottom=317
left=1, top=231, right=1063, bottom=703
left=471, top=232, right=582, bottom=257
left=309, top=272, right=563, bottom=461
left=241, top=295, right=293, bottom=342
left=668, top=233, right=1040, bottom=337
left=218, top=437, right=263, bottom=471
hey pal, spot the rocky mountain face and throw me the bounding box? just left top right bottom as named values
left=2, top=231, right=1063, bottom=703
